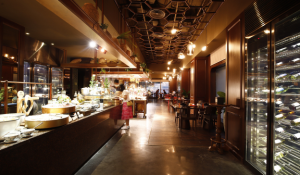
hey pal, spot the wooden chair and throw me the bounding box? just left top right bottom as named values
left=202, top=106, right=217, bottom=129
left=179, top=106, right=199, bottom=129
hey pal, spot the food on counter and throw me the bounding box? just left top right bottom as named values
left=26, top=114, right=69, bottom=121
left=0, top=116, right=18, bottom=122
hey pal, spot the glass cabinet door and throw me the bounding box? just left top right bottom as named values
left=52, top=67, right=63, bottom=99
left=273, top=10, right=300, bottom=175
left=33, top=64, right=48, bottom=113
left=23, top=62, right=31, bottom=95
left=245, top=30, right=269, bottom=174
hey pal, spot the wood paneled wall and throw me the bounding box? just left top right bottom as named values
left=225, top=13, right=245, bottom=161
left=190, top=57, right=210, bottom=104
left=179, top=68, right=190, bottom=96
left=169, top=76, right=177, bottom=93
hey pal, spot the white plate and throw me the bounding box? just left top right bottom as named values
left=22, top=134, right=33, bottom=138
left=4, top=139, right=18, bottom=144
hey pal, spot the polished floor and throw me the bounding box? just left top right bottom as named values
left=77, top=100, right=254, bottom=175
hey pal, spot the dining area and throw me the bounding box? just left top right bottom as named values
left=165, top=99, right=228, bottom=154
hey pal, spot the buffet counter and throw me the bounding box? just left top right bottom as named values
left=0, top=104, right=123, bottom=175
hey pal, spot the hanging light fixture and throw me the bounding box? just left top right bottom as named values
left=168, top=61, right=172, bottom=65
left=202, top=29, right=208, bottom=51
left=178, top=52, right=185, bottom=59
left=167, top=67, right=170, bottom=70
left=187, top=42, right=196, bottom=56
left=171, top=29, right=177, bottom=34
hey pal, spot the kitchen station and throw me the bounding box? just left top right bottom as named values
left=2, top=0, right=300, bottom=175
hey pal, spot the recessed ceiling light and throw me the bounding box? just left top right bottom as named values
left=26, top=32, right=30, bottom=35
left=51, top=43, right=54, bottom=45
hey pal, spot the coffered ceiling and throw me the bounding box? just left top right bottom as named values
left=114, top=0, right=224, bottom=64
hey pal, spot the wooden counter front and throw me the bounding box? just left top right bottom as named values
left=0, top=105, right=122, bottom=175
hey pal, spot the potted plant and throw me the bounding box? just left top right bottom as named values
left=182, top=88, right=190, bottom=99
left=117, top=31, right=137, bottom=52
left=0, top=88, right=4, bottom=102
left=131, top=53, right=138, bottom=61
left=100, top=23, right=112, bottom=38
left=125, top=68, right=132, bottom=72
left=140, top=62, right=146, bottom=71
left=99, top=68, right=106, bottom=74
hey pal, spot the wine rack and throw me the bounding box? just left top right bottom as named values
left=273, top=11, right=300, bottom=175
left=52, top=67, right=63, bottom=99
left=246, top=29, right=269, bottom=174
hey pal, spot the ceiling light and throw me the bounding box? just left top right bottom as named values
left=173, top=68, right=176, bottom=73
left=4, top=54, right=8, bottom=57
left=163, top=77, right=166, bottom=80
left=100, top=48, right=105, bottom=52
left=187, top=42, right=196, bottom=56
left=11, top=57, right=14, bottom=59
left=180, top=67, right=184, bottom=70
left=171, top=29, right=177, bottom=34
left=264, top=30, right=270, bottom=34
left=169, top=76, right=172, bottom=81
left=167, top=67, right=170, bottom=70
left=51, top=43, right=54, bottom=45
left=202, top=45, right=207, bottom=51
left=26, top=32, right=30, bottom=35
left=89, top=41, right=97, bottom=48
left=178, top=53, right=185, bottom=59
left=168, top=61, right=172, bottom=65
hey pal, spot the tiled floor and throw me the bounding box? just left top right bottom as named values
left=77, top=100, right=254, bottom=175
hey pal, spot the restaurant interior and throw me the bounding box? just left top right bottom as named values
left=1, top=0, right=300, bottom=174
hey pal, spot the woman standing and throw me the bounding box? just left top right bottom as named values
left=121, top=87, right=133, bottom=130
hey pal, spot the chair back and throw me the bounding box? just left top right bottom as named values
left=204, top=106, right=217, bottom=115
left=186, top=106, right=199, bottom=118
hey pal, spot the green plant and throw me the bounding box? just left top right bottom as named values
left=0, top=89, right=4, bottom=102
left=217, top=91, right=225, bottom=98
left=117, top=31, right=137, bottom=48
left=104, top=78, right=110, bottom=88
left=131, top=53, right=138, bottom=57
left=145, top=68, right=151, bottom=73
left=182, top=88, right=190, bottom=99
left=99, top=23, right=109, bottom=30
left=140, top=62, right=146, bottom=68
left=99, top=68, right=106, bottom=74
left=89, top=75, right=96, bottom=88
left=125, top=68, right=132, bottom=72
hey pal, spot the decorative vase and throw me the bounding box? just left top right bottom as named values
left=112, top=38, right=119, bottom=46
left=82, top=3, right=99, bottom=22
left=120, top=43, right=127, bottom=52
left=126, top=50, right=131, bottom=56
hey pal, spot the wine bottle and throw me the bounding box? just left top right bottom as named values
left=274, top=165, right=283, bottom=173
left=275, top=139, right=285, bottom=146
left=290, top=133, right=300, bottom=140
left=276, top=100, right=284, bottom=107
left=289, top=111, right=300, bottom=115
left=291, top=118, right=300, bottom=126
left=289, top=102, right=300, bottom=111
left=275, top=113, right=288, bottom=121
left=275, top=127, right=285, bottom=133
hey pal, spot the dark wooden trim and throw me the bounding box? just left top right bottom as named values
left=61, top=63, right=129, bottom=68
left=210, top=59, right=226, bottom=69
left=58, top=0, right=137, bottom=68
left=0, top=17, right=3, bottom=83
left=0, top=16, right=26, bottom=91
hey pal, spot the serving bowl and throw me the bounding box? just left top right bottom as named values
left=21, top=129, right=35, bottom=136
left=0, top=113, right=24, bottom=138
left=4, top=133, right=19, bottom=142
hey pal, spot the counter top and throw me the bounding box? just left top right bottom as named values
left=0, top=105, right=119, bottom=151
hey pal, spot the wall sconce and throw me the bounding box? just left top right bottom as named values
left=178, top=52, right=185, bottom=59
left=187, top=42, right=196, bottom=56
left=100, top=46, right=107, bottom=54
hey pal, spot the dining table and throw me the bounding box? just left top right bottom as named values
left=173, top=105, right=204, bottom=130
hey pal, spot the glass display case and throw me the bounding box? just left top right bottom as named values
left=272, top=11, right=300, bottom=175
left=33, top=64, right=48, bottom=113
left=52, top=67, right=63, bottom=99
left=245, top=29, right=269, bottom=174
left=23, top=62, right=31, bottom=95
left=245, top=9, right=300, bottom=175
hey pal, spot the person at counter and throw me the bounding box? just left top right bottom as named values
left=120, top=87, right=133, bottom=130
